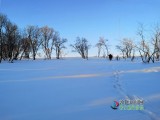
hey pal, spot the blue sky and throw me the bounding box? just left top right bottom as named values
left=1, top=0, right=160, bottom=57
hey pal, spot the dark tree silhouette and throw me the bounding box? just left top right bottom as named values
left=25, top=25, right=42, bottom=60
left=0, top=13, right=7, bottom=63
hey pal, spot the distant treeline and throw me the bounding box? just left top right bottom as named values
left=0, top=13, right=160, bottom=63
left=0, top=13, right=92, bottom=63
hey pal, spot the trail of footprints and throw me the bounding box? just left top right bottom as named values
left=111, top=65, right=160, bottom=120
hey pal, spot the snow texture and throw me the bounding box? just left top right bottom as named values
left=0, top=58, right=160, bottom=120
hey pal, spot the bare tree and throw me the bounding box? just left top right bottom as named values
left=0, top=13, right=7, bottom=63
left=95, top=42, right=103, bottom=57
left=12, top=32, right=22, bottom=61
left=151, top=24, right=160, bottom=61
left=136, top=24, right=157, bottom=63
left=71, top=37, right=90, bottom=59
left=53, top=32, right=67, bottom=59
left=116, top=45, right=126, bottom=58
left=41, top=26, right=54, bottom=59
left=100, top=37, right=109, bottom=56
left=19, top=37, right=31, bottom=60
left=25, top=25, right=42, bottom=60
left=0, top=13, right=24, bottom=62
left=4, top=21, right=19, bottom=62
left=123, top=38, right=135, bottom=58
left=95, top=37, right=109, bottom=58
left=116, top=38, right=135, bottom=59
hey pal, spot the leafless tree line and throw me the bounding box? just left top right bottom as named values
left=1, top=13, right=160, bottom=63
left=136, top=24, right=160, bottom=63
left=95, top=24, right=160, bottom=63
left=0, top=13, right=92, bottom=62
left=115, top=24, right=160, bottom=63
left=0, top=13, right=68, bottom=63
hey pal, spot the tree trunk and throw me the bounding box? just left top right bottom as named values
left=20, top=51, right=25, bottom=60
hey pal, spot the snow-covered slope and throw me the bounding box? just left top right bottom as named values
left=0, top=58, right=160, bottom=120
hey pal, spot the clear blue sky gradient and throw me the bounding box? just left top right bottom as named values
left=1, top=0, right=160, bottom=56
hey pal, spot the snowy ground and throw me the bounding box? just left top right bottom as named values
left=0, top=58, right=160, bottom=120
